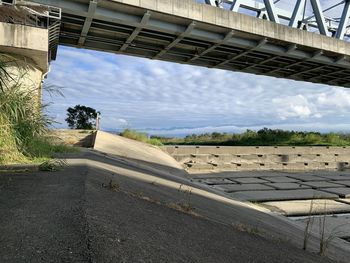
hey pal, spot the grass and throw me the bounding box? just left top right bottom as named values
left=302, top=199, right=347, bottom=256
left=232, top=223, right=261, bottom=236
left=120, top=128, right=163, bottom=146
left=0, top=53, right=76, bottom=166
left=153, top=128, right=350, bottom=146
left=39, top=159, right=67, bottom=172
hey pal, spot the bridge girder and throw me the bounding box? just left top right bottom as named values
left=5, top=0, right=350, bottom=88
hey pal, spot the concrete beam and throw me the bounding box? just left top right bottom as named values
left=78, top=0, right=98, bottom=46
left=154, top=21, right=196, bottom=59
left=241, top=54, right=279, bottom=71
left=216, top=38, right=267, bottom=67
left=267, top=50, right=324, bottom=75
left=29, top=0, right=350, bottom=56
left=25, top=0, right=350, bottom=87
left=0, top=22, right=49, bottom=72
left=119, top=11, right=151, bottom=52
left=188, top=30, right=234, bottom=62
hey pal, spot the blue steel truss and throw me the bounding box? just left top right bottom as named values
left=205, top=0, right=350, bottom=40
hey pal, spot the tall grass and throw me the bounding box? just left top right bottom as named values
left=120, top=129, right=163, bottom=146
left=0, top=54, right=74, bottom=165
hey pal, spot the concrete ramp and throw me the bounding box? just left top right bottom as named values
left=93, top=131, right=186, bottom=177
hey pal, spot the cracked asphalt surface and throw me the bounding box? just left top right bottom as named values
left=0, top=153, right=336, bottom=263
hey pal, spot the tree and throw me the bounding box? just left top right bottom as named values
left=65, top=105, right=99, bottom=130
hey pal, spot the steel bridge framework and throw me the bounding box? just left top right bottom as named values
left=2, top=0, right=350, bottom=88
left=206, top=0, right=350, bottom=41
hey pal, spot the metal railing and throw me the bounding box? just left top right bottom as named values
left=0, top=1, right=61, bottom=61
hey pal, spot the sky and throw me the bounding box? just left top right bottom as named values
left=43, top=0, right=350, bottom=137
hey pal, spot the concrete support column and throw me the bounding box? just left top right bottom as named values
left=4, top=58, right=45, bottom=108
left=0, top=22, right=49, bottom=108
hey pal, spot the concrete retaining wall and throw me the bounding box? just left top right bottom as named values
left=51, top=129, right=96, bottom=147
left=163, top=146, right=350, bottom=172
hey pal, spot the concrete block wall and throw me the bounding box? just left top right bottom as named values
left=51, top=129, right=96, bottom=147
left=163, top=146, right=350, bottom=172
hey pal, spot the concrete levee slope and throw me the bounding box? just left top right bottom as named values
left=94, top=131, right=187, bottom=178
left=164, top=146, right=350, bottom=172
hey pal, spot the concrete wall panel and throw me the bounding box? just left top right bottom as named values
left=0, top=22, right=48, bottom=72
left=173, top=0, right=190, bottom=18
left=140, top=0, right=156, bottom=9
left=157, top=0, right=173, bottom=14
left=202, top=4, right=216, bottom=24
left=189, top=1, right=203, bottom=21
left=215, top=8, right=229, bottom=27
left=122, top=0, right=140, bottom=6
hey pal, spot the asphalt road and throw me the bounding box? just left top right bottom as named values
left=0, top=152, right=336, bottom=263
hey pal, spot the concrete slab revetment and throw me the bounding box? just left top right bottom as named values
left=265, top=183, right=310, bottom=190
left=321, top=188, right=350, bottom=198
left=232, top=177, right=269, bottom=184
left=316, top=174, right=350, bottom=181
left=300, top=181, right=345, bottom=189
left=229, top=189, right=338, bottom=202
left=337, top=198, right=350, bottom=204
left=213, top=184, right=274, bottom=192
left=263, top=177, right=300, bottom=183
left=201, top=178, right=234, bottom=185
left=334, top=181, right=350, bottom=187
left=261, top=199, right=350, bottom=216
left=286, top=174, right=326, bottom=182
left=294, top=214, right=350, bottom=238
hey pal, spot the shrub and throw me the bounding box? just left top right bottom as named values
left=121, top=129, right=163, bottom=146
left=155, top=128, right=350, bottom=146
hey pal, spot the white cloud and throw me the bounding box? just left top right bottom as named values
left=317, top=90, right=350, bottom=108
left=272, top=95, right=314, bottom=120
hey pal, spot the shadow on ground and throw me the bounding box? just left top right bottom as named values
left=0, top=149, right=346, bottom=262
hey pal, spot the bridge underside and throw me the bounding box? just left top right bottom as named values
left=31, top=0, right=350, bottom=88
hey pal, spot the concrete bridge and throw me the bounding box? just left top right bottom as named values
left=2, top=0, right=350, bottom=88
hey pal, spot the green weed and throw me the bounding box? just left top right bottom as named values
left=0, top=54, right=75, bottom=166
left=121, top=128, right=163, bottom=146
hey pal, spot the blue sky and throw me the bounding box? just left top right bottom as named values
left=43, top=1, right=350, bottom=136
left=44, top=46, right=350, bottom=136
